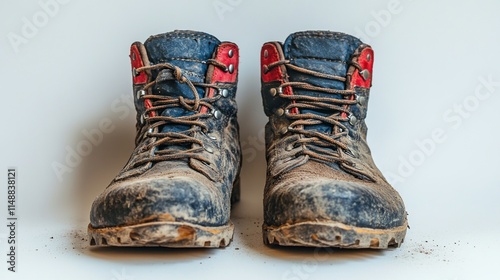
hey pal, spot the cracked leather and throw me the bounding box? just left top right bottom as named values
left=90, top=31, right=241, bottom=228
left=262, top=31, right=407, bottom=229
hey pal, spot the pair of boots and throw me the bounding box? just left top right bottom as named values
left=88, top=30, right=407, bottom=249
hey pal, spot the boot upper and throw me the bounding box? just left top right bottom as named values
left=90, top=31, right=241, bottom=228
left=261, top=31, right=407, bottom=229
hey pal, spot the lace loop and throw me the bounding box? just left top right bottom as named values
left=267, top=60, right=374, bottom=181
left=130, top=61, right=228, bottom=169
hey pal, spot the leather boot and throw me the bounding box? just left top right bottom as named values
left=260, top=31, right=407, bottom=248
left=89, top=30, right=241, bottom=248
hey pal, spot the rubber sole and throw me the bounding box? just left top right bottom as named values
left=88, top=221, right=234, bottom=248
left=263, top=220, right=407, bottom=249
left=88, top=175, right=240, bottom=248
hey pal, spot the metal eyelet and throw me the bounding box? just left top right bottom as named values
left=275, top=108, right=284, bottom=116
left=263, top=49, right=269, bottom=58
left=132, top=68, right=139, bottom=77
left=140, top=112, right=151, bottom=125
left=356, top=95, right=367, bottom=106
left=228, top=64, right=234, bottom=74
left=360, top=69, right=371, bottom=80
left=285, top=144, right=294, bottom=151
left=212, top=109, right=222, bottom=119
left=202, top=130, right=217, bottom=140
left=269, top=88, right=277, bottom=96
left=366, top=53, right=371, bottom=62
left=136, top=89, right=146, bottom=100
left=147, top=127, right=153, bottom=134
left=279, top=126, right=288, bottom=135
left=219, top=88, right=229, bottom=98
left=207, top=133, right=217, bottom=140
left=204, top=146, right=214, bottom=154
left=348, top=114, right=358, bottom=125
left=228, top=49, right=234, bottom=58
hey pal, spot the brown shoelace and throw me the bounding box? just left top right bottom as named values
left=265, top=59, right=375, bottom=181
left=130, top=60, right=229, bottom=168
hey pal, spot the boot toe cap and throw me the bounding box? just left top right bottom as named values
left=264, top=178, right=406, bottom=229
left=90, top=176, right=227, bottom=228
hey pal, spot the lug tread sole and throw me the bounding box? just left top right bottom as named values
left=263, top=220, right=407, bottom=249
left=88, top=221, right=234, bottom=248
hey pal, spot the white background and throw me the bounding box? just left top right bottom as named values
left=1, top=0, right=500, bottom=279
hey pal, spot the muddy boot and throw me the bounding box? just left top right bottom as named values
left=88, top=30, right=241, bottom=248
left=260, top=31, right=407, bottom=248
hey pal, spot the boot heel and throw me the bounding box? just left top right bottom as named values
left=231, top=176, right=241, bottom=204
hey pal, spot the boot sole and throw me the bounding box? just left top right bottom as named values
left=88, top=175, right=240, bottom=248
left=263, top=220, right=407, bottom=249
left=88, top=221, right=234, bottom=248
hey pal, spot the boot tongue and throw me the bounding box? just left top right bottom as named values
left=144, top=30, right=221, bottom=98
left=143, top=30, right=220, bottom=134
left=283, top=31, right=363, bottom=134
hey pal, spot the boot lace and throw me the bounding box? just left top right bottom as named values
left=264, top=60, right=374, bottom=181
left=129, top=59, right=229, bottom=169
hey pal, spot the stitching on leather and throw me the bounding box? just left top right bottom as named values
left=290, top=57, right=347, bottom=64
left=286, top=34, right=356, bottom=62
left=169, top=57, right=208, bottom=64
left=149, top=34, right=220, bottom=42
left=290, top=32, right=355, bottom=40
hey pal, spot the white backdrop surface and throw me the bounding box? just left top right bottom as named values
left=1, top=0, right=500, bottom=279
